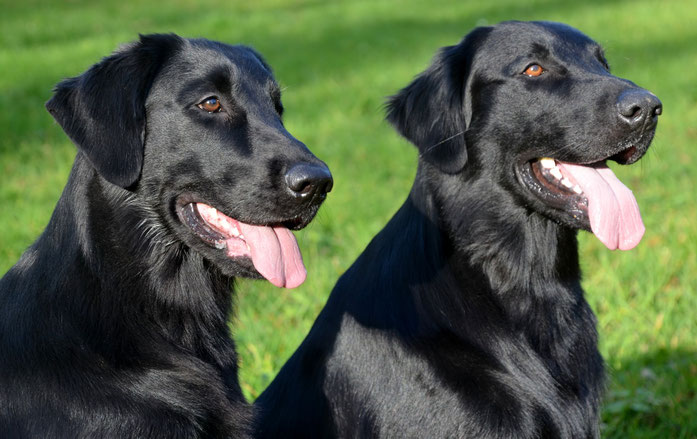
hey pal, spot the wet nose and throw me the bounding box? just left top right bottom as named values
left=284, top=163, right=333, bottom=199
left=617, top=89, right=662, bottom=128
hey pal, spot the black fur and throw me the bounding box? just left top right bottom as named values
left=255, top=21, right=660, bottom=438
left=0, top=34, right=330, bottom=438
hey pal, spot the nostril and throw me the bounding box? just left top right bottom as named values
left=314, top=178, right=333, bottom=200
left=652, top=103, right=663, bottom=117
left=324, top=178, right=334, bottom=194
left=295, top=181, right=314, bottom=195
left=626, top=105, right=642, bottom=120
left=285, top=172, right=312, bottom=195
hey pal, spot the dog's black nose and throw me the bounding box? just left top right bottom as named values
left=285, top=163, right=333, bottom=198
left=617, top=89, right=662, bottom=128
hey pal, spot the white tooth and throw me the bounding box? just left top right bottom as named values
left=561, top=178, right=573, bottom=188
left=550, top=167, right=563, bottom=180
left=215, top=241, right=227, bottom=250
left=231, top=225, right=240, bottom=237
left=573, top=185, right=583, bottom=194
left=540, top=158, right=555, bottom=169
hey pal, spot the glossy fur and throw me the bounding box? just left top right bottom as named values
left=255, top=21, right=659, bottom=438
left=0, top=34, right=328, bottom=438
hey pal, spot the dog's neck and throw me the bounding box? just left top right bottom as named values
left=34, top=159, right=237, bottom=366
left=422, top=164, right=581, bottom=291
left=360, top=163, right=592, bottom=342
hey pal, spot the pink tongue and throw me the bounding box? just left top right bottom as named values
left=196, top=204, right=306, bottom=288
left=234, top=223, right=307, bottom=289
left=557, top=162, right=645, bottom=250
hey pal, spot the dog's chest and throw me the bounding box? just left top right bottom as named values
left=325, top=314, right=598, bottom=438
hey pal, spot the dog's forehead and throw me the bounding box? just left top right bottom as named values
left=481, top=21, right=602, bottom=61
left=171, top=39, right=277, bottom=86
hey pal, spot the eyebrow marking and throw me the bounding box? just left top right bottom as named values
left=205, top=65, right=237, bottom=95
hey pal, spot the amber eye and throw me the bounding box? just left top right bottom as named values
left=523, top=64, right=544, bottom=77
left=197, top=97, right=222, bottom=113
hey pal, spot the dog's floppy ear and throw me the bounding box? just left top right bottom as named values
left=45, top=33, right=183, bottom=188
left=386, top=27, right=490, bottom=174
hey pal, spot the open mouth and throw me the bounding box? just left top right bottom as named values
left=519, top=152, right=645, bottom=251
left=176, top=201, right=307, bottom=288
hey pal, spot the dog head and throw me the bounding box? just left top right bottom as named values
left=387, top=21, right=661, bottom=250
left=46, top=34, right=332, bottom=288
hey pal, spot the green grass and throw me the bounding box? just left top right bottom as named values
left=1, top=0, right=696, bottom=437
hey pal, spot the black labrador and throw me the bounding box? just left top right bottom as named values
left=0, top=34, right=331, bottom=438
left=255, top=21, right=661, bottom=438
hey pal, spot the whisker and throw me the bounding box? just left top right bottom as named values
left=419, top=130, right=466, bottom=157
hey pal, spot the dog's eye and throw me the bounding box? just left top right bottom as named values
left=197, top=97, right=222, bottom=113
left=523, top=64, right=544, bottom=77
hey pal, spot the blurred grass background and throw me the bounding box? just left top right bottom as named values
left=1, top=0, right=695, bottom=437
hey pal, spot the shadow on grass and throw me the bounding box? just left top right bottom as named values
left=603, top=348, right=697, bottom=438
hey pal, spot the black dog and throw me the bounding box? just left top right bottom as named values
left=0, top=34, right=331, bottom=438
left=255, top=21, right=661, bottom=438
